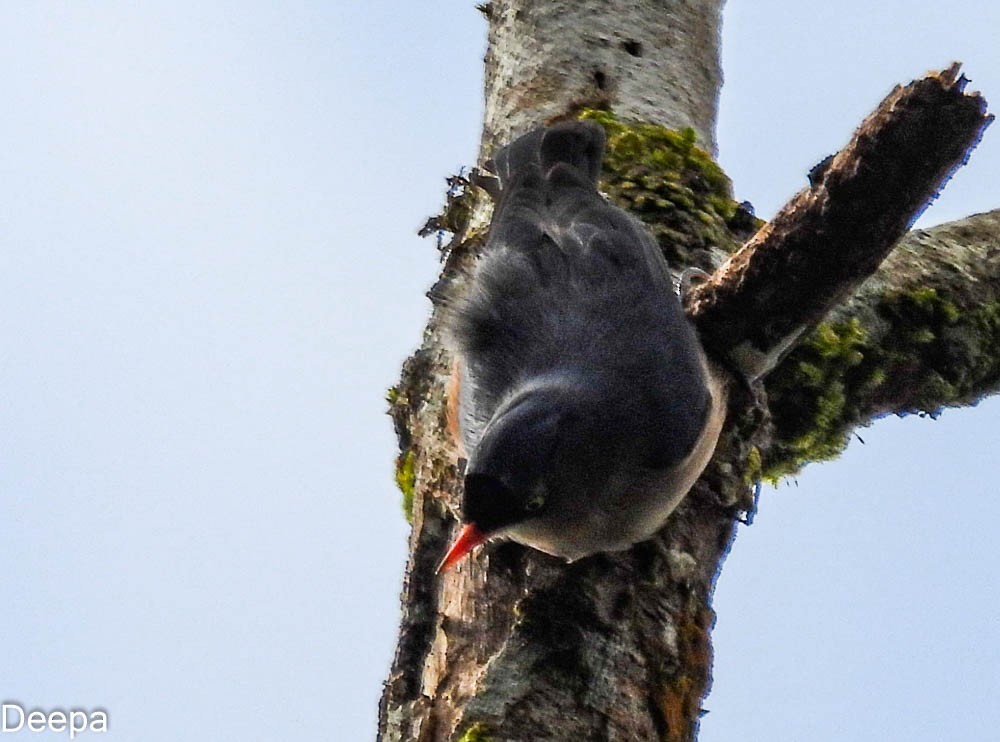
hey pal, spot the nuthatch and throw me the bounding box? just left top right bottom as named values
left=439, top=121, right=726, bottom=571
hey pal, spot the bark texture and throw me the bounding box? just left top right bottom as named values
left=381, top=5, right=731, bottom=738
left=378, top=4, right=995, bottom=741
left=481, top=0, right=724, bottom=158
left=688, top=64, right=992, bottom=382
left=763, top=208, right=1000, bottom=479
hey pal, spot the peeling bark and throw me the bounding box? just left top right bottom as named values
left=687, top=64, right=993, bottom=382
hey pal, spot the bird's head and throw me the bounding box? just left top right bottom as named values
left=438, top=387, right=566, bottom=571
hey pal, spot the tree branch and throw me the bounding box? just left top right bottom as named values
left=687, top=64, right=993, bottom=382
left=763, top=208, right=1000, bottom=478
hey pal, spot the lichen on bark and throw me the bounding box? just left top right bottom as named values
left=581, top=109, right=759, bottom=269
left=763, top=209, right=1000, bottom=479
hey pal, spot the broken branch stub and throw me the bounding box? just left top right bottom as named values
left=687, top=63, right=993, bottom=381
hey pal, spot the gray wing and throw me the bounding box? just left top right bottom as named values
left=447, top=122, right=710, bottom=465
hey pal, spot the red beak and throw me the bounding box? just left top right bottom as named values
left=437, top=523, right=489, bottom=573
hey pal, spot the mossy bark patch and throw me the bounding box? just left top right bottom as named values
left=394, top=450, right=416, bottom=523
left=581, top=109, right=760, bottom=270
left=764, top=285, right=1000, bottom=479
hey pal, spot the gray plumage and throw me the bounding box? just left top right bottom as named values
left=444, top=121, right=725, bottom=561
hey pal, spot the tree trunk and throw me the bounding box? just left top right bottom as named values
left=480, top=0, right=724, bottom=157
left=378, top=3, right=994, bottom=740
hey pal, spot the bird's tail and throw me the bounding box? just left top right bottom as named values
left=490, top=121, right=606, bottom=190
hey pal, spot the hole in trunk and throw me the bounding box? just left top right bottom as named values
left=622, top=39, right=643, bottom=57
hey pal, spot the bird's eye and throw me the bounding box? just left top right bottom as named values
left=525, top=492, right=546, bottom=513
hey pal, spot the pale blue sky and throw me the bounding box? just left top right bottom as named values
left=1, top=2, right=996, bottom=740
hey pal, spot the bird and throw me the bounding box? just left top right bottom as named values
left=438, top=120, right=726, bottom=572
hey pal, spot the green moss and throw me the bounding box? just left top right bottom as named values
left=966, top=299, right=1000, bottom=388
left=457, top=722, right=493, bottom=742
left=579, top=109, right=758, bottom=269
left=880, top=286, right=960, bottom=348
left=419, top=110, right=757, bottom=270
left=874, top=287, right=965, bottom=410
left=904, top=286, right=961, bottom=322
left=394, top=450, right=416, bottom=523
left=742, top=446, right=763, bottom=486
left=763, top=319, right=870, bottom=481
left=764, top=286, right=1000, bottom=480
